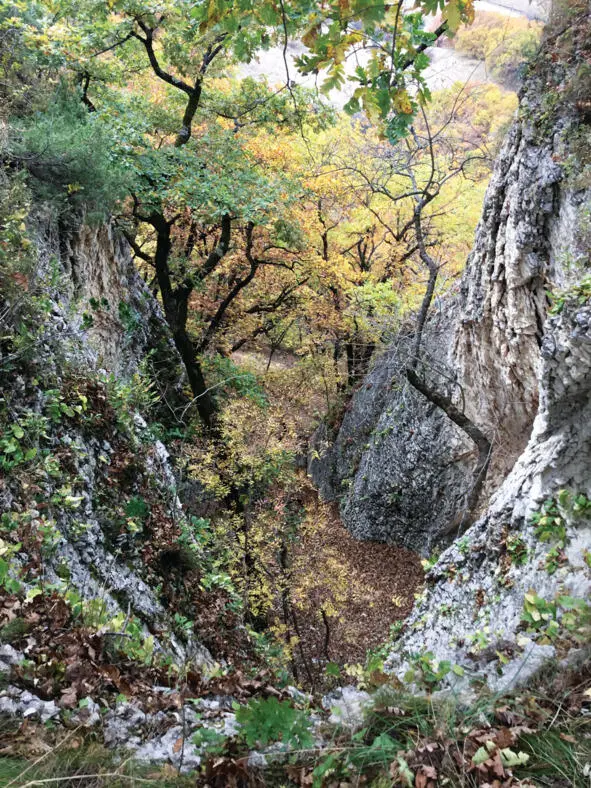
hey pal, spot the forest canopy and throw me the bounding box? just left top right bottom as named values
left=1, top=0, right=519, bottom=429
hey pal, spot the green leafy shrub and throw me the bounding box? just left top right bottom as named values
left=0, top=539, right=23, bottom=595
left=404, top=651, right=464, bottom=689
left=548, top=275, right=591, bottom=315
left=100, top=369, right=158, bottom=434
left=544, top=545, right=565, bottom=575
left=531, top=491, right=591, bottom=563
left=192, top=726, right=227, bottom=756
left=9, top=89, right=126, bottom=218
left=44, top=388, right=88, bottom=423
left=532, top=498, right=567, bottom=545
left=521, top=591, right=591, bottom=645
left=0, top=421, right=39, bottom=469
left=235, top=696, right=313, bottom=749
left=204, top=355, right=268, bottom=409
left=0, top=173, right=44, bottom=369
left=124, top=496, right=149, bottom=521
left=521, top=591, right=558, bottom=634
left=506, top=534, right=528, bottom=566
left=313, top=730, right=402, bottom=784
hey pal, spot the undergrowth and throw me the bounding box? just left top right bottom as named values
left=0, top=725, right=193, bottom=787
left=1, top=660, right=590, bottom=787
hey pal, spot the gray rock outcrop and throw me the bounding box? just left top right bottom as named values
left=310, top=6, right=591, bottom=554
left=385, top=296, right=591, bottom=689
left=309, top=307, right=475, bottom=553
left=0, top=208, right=211, bottom=669
left=30, top=208, right=182, bottom=389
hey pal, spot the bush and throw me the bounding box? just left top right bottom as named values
left=235, top=696, right=314, bottom=749
left=0, top=2, right=62, bottom=116
left=8, top=87, right=126, bottom=219
left=0, top=170, right=48, bottom=373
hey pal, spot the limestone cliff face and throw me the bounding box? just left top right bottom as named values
left=309, top=305, right=475, bottom=553
left=1, top=210, right=210, bottom=669
left=386, top=295, right=591, bottom=691
left=32, top=210, right=179, bottom=383
left=453, top=97, right=585, bottom=477
left=310, top=4, right=591, bottom=553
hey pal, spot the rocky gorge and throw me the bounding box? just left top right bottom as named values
left=0, top=0, right=590, bottom=784
left=310, top=0, right=591, bottom=695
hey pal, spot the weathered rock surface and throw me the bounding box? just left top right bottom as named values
left=31, top=209, right=180, bottom=383
left=310, top=11, right=591, bottom=554
left=309, top=311, right=475, bottom=553
left=0, top=685, right=60, bottom=723
left=0, top=209, right=211, bottom=669
left=322, top=686, right=373, bottom=731
left=385, top=297, right=591, bottom=689
left=0, top=683, right=239, bottom=773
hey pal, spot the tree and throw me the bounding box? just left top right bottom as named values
left=30, top=1, right=315, bottom=427
left=453, top=12, right=543, bottom=88
left=341, top=102, right=494, bottom=521
left=26, top=0, right=477, bottom=428
left=294, top=83, right=501, bottom=520
left=210, top=77, right=512, bottom=400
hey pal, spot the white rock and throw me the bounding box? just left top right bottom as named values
left=322, top=687, right=373, bottom=730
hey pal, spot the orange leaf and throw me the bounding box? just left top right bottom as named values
left=172, top=736, right=184, bottom=754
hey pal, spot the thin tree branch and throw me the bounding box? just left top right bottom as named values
left=406, top=368, right=492, bottom=525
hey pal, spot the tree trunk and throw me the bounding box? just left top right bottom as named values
left=151, top=214, right=218, bottom=429
left=346, top=340, right=374, bottom=387
left=173, top=327, right=217, bottom=429
left=346, top=342, right=355, bottom=387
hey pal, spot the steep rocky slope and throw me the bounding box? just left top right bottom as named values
left=309, top=304, right=474, bottom=553
left=1, top=208, right=211, bottom=670
left=387, top=292, right=591, bottom=691
left=311, top=0, right=591, bottom=688
left=310, top=1, right=591, bottom=554
left=0, top=2, right=590, bottom=778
